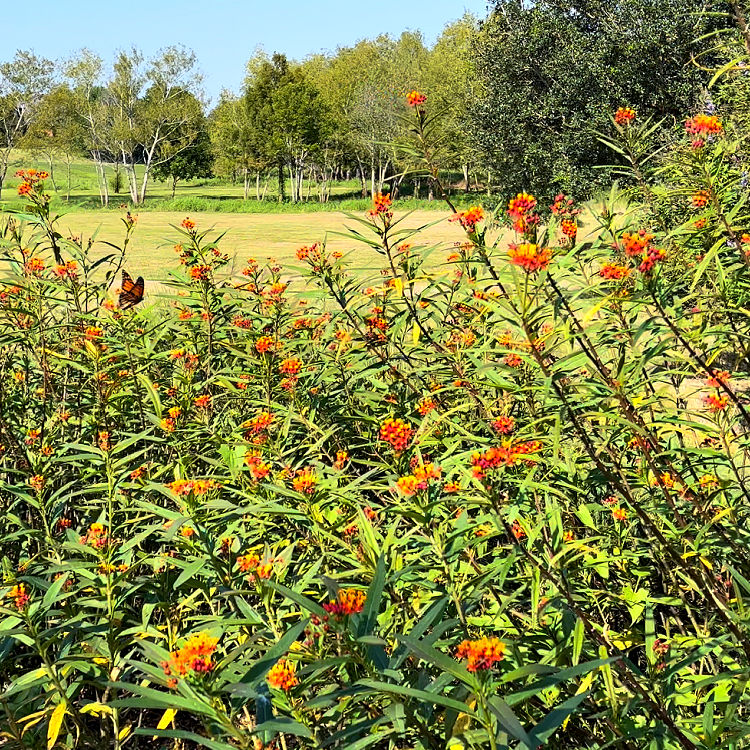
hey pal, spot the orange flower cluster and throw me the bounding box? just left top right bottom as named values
left=491, top=416, right=515, bottom=435
left=267, top=659, right=298, bottom=691
left=80, top=522, right=109, bottom=549
left=368, top=192, right=393, bottom=218
left=508, top=243, right=551, bottom=273
left=685, top=114, right=722, bottom=137
left=194, top=394, right=211, bottom=408
left=324, top=589, right=366, bottom=617
left=614, top=107, right=636, bottom=126
left=638, top=245, right=666, bottom=275
left=451, top=206, right=484, bottom=232
left=333, top=450, right=349, bottom=469
left=456, top=637, right=505, bottom=672
left=162, top=632, right=217, bottom=686
left=181, top=217, right=196, bottom=230
left=470, top=439, right=541, bottom=479
left=237, top=553, right=275, bottom=579
left=189, top=264, right=211, bottom=282
left=691, top=190, right=710, bottom=209
left=7, top=583, right=30, bottom=610
left=621, top=230, right=654, bottom=257
left=380, top=417, right=414, bottom=452
left=599, top=262, right=630, bottom=280
left=704, top=393, right=729, bottom=412
left=406, top=90, right=427, bottom=108
left=417, top=396, right=437, bottom=416
left=244, top=410, right=275, bottom=444
left=24, top=257, right=45, bottom=276
left=167, top=479, right=221, bottom=496
left=707, top=370, right=730, bottom=388
left=54, top=261, right=78, bottom=280
left=561, top=219, right=577, bottom=240
left=15, top=168, right=49, bottom=196
left=29, top=474, right=45, bottom=492
left=396, top=463, right=442, bottom=496
left=507, top=192, right=539, bottom=234
left=612, top=507, right=628, bottom=521
left=98, top=431, right=111, bottom=451
left=279, top=357, right=302, bottom=376
left=255, top=335, right=276, bottom=354
left=292, top=467, right=317, bottom=494
left=245, top=451, right=271, bottom=481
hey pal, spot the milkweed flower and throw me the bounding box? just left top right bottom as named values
left=706, top=370, right=730, bottom=388
left=279, top=357, right=302, bottom=376
left=333, top=450, right=348, bottom=469
left=267, top=659, right=298, bottom=691
left=406, top=90, right=427, bottom=108
left=7, top=583, right=30, bottom=610
left=491, top=416, right=515, bottom=435
left=194, top=394, right=211, bottom=408
left=255, top=335, right=276, bottom=354
left=292, top=467, right=317, bottom=494
left=685, top=114, right=722, bottom=137
left=612, top=507, right=628, bottom=521
left=470, top=440, right=541, bottom=479
left=456, top=637, right=505, bottom=672
left=162, top=632, right=218, bottom=684
left=704, top=393, right=729, bottom=412
left=80, top=522, right=109, bottom=549
left=691, top=190, right=710, bottom=209
left=189, top=265, right=211, bottom=282
left=380, top=417, right=414, bottom=452
left=450, top=206, right=484, bottom=232
left=621, top=231, right=654, bottom=257
left=614, top=107, right=636, bottom=126
left=599, top=262, right=630, bottom=280
left=181, top=217, right=196, bottom=230
left=324, top=589, right=366, bottom=617
left=369, top=192, right=393, bottom=218
left=508, top=243, right=551, bottom=273
left=561, top=219, right=577, bottom=240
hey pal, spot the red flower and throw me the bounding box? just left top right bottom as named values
left=379, top=417, right=414, bottom=452
left=406, top=90, right=427, bottom=108
left=614, top=107, right=636, bottom=126
left=456, top=637, right=505, bottom=672
left=508, top=243, right=551, bottom=273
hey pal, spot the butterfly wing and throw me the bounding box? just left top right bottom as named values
left=119, top=270, right=145, bottom=308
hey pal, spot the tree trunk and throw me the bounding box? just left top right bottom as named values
left=243, top=168, right=249, bottom=200
left=66, top=157, right=72, bottom=202
left=261, top=172, right=270, bottom=201
left=370, top=151, right=376, bottom=197
left=256, top=172, right=260, bottom=201
left=46, top=153, right=58, bottom=192
left=171, top=176, right=178, bottom=199
left=462, top=164, right=470, bottom=192
left=414, top=178, right=420, bottom=200
left=277, top=159, right=285, bottom=202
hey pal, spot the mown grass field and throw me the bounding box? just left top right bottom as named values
left=58, top=209, right=466, bottom=280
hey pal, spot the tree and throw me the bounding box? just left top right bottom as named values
left=423, top=16, right=481, bottom=191
left=471, top=0, right=725, bottom=198
left=103, top=46, right=204, bottom=204
left=0, top=51, right=55, bottom=199
left=21, top=85, right=87, bottom=200
left=65, top=49, right=110, bottom=206
left=152, top=124, right=212, bottom=198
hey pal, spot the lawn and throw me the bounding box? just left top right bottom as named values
left=55, top=208, right=465, bottom=280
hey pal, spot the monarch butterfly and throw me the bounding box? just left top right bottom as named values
left=119, top=270, right=144, bottom=309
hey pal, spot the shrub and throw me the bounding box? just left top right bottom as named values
left=2, top=99, right=750, bottom=749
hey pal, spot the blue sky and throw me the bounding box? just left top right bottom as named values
left=9, top=0, right=489, bottom=101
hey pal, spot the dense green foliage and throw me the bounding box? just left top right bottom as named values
left=470, top=0, right=726, bottom=198
left=3, top=88, right=750, bottom=749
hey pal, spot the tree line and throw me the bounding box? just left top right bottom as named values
left=0, top=0, right=733, bottom=205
